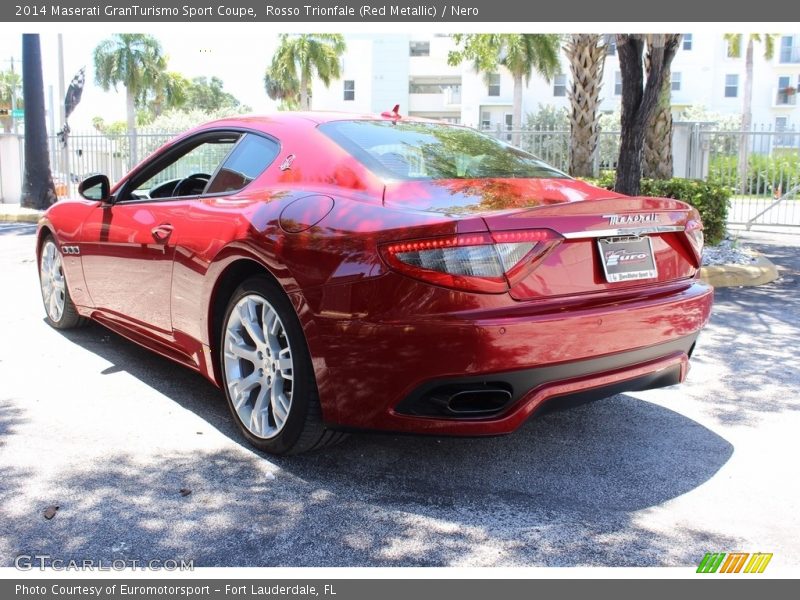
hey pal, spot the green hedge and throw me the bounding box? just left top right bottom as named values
left=583, top=175, right=730, bottom=246
left=709, top=153, right=800, bottom=195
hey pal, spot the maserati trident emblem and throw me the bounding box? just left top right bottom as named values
left=604, top=213, right=658, bottom=226
left=279, top=154, right=296, bottom=171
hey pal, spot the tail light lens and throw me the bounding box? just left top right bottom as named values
left=380, top=229, right=562, bottom=293
left=684, top=217, right=705, bottom=267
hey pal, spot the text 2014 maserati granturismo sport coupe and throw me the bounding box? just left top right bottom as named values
left=37, top=112, right=713, bottom=454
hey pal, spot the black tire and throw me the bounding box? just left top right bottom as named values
left=39, top=236, right=87, bottom=330
left=219, top=275, right=346, bottom=455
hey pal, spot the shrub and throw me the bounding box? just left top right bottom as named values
left=708, top=153, right=800, bottom=195
left=583, top=176, right=730, bottom=245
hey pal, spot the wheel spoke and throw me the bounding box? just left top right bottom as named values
left=251, top=385, right=269, bottom=435
left=229, top=370, right=260, bottom=411
left=239, top=300, right=265, bottom=346
left=225, top=333, right=260, bottom=365
left=270, top=385, right=289, bottom=431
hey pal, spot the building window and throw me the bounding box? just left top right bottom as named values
left=774, top=116, right=792, bottom=147
left=604, top=34, right=616, bottom=56
left=614, top=71, right=622, bottom=96
left=480, top=111, right=491, bottom=130
left=553, top=74, right=567, bottom=97
left=671, top=72, right=682, bottom=92
left=683, top=34, right=693, bottom=51
left=780, top=36, right=799, bottom=63
left=725, top=74, right=739, bottom=98
left=343, top=80, right=355, bottom=101
left=776, top=75, right=797, bottom=105
left=504, top=114, right=513, bottom=141
left=409, top=41, right=430, bottom=57
left=487, top=74, right=500, bottom=97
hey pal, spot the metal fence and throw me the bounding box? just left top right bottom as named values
left=699, top=125, right=800, bottom=228
left=28, top=123, right=800, bottom=229
left=47, top=129, right=176, bottom=198
left=487, top=123, right=800, bottom=229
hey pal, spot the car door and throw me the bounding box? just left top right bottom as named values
left=80, top=131, right=241, bottom=338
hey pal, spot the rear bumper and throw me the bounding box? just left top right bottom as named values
left=390, top=337, right=693, bottom=435
left=311, top=280, right=713, bottom=435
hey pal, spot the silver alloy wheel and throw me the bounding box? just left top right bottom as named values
left=223, top=294, right=295, bottom=439
left=40, top=240, right=66, bottom=323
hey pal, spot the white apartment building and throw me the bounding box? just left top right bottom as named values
left=312, top=33, right=800, bottom=133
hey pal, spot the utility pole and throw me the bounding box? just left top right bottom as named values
left=10, top=56, right=18, bottom=135
left=57, top=33, right=70, bottom=188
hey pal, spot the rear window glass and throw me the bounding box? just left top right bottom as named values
left=320, top=120, right=567, bottom=181
left=206, top=133, right=280, bottom=194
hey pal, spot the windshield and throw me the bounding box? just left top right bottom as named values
left=320, top=120, right=568, bottom=181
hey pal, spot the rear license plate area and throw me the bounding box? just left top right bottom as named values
left=597, top=236, right=658, bottom=283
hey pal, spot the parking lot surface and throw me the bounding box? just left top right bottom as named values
left=0, top=223, right=798, bottom=568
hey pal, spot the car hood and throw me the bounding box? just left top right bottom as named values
left=382, top=177, right=626, bottom=216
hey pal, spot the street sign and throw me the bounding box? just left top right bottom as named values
left=11, top=109, right=24, bottom=119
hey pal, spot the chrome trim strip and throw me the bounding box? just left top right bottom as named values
left=561, top=225, right=685, bottom=239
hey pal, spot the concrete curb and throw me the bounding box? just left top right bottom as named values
left=0, top=212, right=41, bottom=223
left=700, top=254, right=779, bottom=288
left=0, top=205, right=43, bottom=224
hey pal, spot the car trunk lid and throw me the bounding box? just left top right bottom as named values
left=383, top=178, right=702, bottom=300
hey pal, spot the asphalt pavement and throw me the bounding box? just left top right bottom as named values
left=0, top=222, right=798, bottom=568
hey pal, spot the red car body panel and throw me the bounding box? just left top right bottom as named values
left=37, top=112, right=714, bottom=436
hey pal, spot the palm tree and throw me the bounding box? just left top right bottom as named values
left=93, top=34, right=166, bottom=166
left=614, top=34, right=680, bottom=196
left=264, top=34, right=346, bottom=110
left=564, top=34, right=606, bottom=177
left=147, top=71, right=189, bottom=120
left=449, top=34, right=561, bottom=146
left=0, top=69, right=22, bottom=133
left=643, top=34, right=682, bottom=180
left=724, top=33, right=776, bottom=193
left=20, top=34, right=57, bottom=210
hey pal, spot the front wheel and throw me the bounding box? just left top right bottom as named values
left=39, top=237, right=86, bottom=329
left=219, top=276, right=346, bottom=455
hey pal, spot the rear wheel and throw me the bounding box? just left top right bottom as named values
left=219, top=276, right=346, bottom=454
left=39, top=237, right=86, bottom=329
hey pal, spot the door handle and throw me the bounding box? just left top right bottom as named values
left=151, top=224, right=174, bottom=242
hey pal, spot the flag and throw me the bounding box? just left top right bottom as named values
left=64, top=67, right=85, bottom=119
left=59, top=67, right=84, bottom=147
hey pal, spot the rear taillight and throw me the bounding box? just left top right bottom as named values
left=380, top=229, right=562, bottom=293
left=684, top=217, right=704, bottom=266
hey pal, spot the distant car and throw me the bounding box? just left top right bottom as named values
left=36, top=112, right=713, bottom=455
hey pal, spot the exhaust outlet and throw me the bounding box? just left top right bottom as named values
left=429, top=386, right=513, bottom=416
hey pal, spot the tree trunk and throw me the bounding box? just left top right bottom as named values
left=643, top=36, right=680, bottom=180
left=300, top=72, right=310, bottom=110
left=738, top=38, right=754, bottom=194
left=126, top=88, right=138, bottom=168
left=614, top=34, right=679, bottom=196
left=512, top=73, right=523, bottom=147
left=20, top=34, right=57, bottom=210
left=566, top=34, right=605, bottom=178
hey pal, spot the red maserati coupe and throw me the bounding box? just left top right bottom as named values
left=37, top=112, right=713, bottom=454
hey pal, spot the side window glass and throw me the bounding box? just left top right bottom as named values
left=206, top=134, right=280, bottom=194
left=131, top=135, right=240, bottom=200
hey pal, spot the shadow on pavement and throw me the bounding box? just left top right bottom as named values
left=0, top=320, right=736, bottom=566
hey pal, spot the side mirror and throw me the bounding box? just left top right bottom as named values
left=78, top=174, right=111, bottom=202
